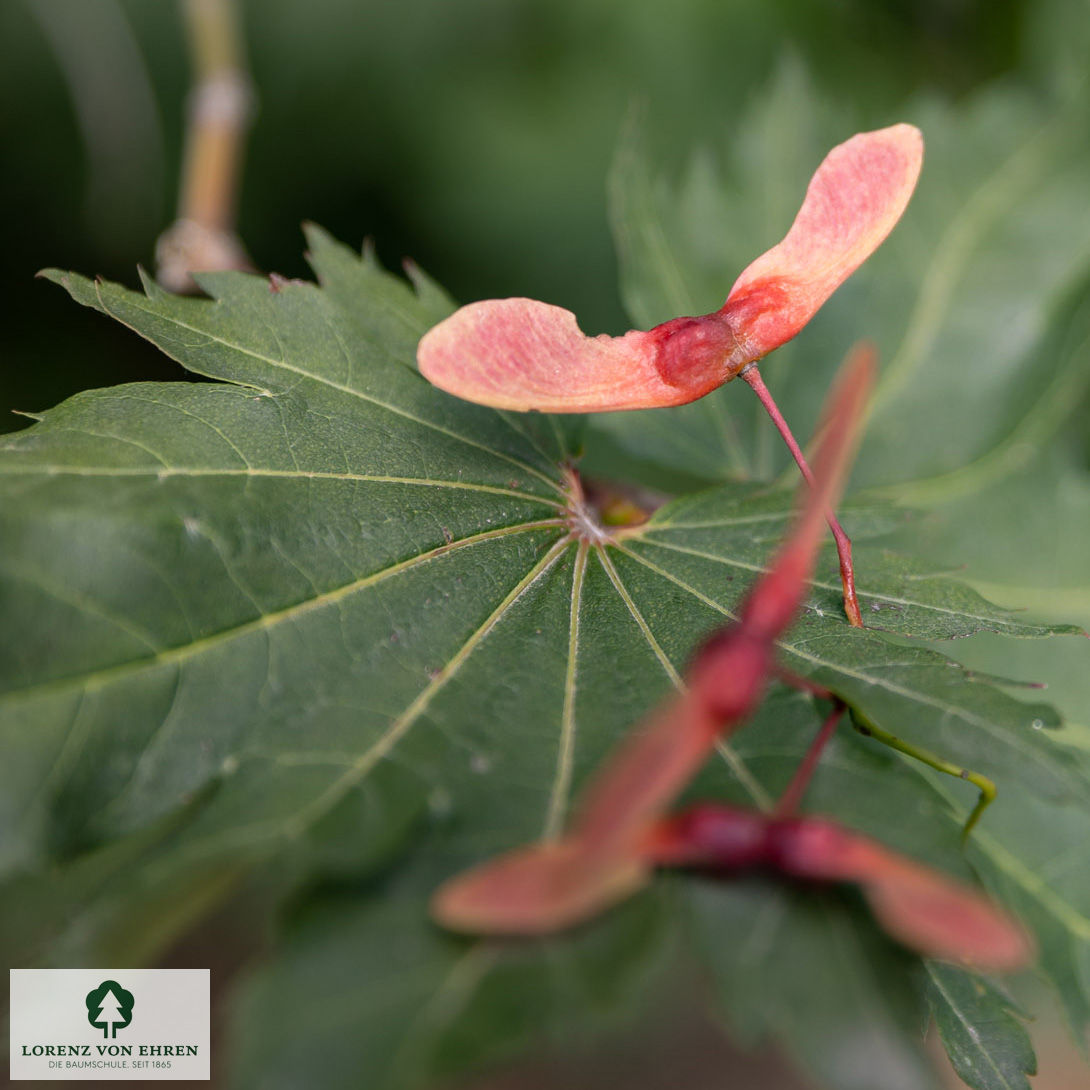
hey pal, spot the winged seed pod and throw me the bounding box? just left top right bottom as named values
left=646, top=804, right=1031, bottom=971
left=429, top=333, right=1032, bottom=971
left=418, top=124, right=923, bottom=626
left=431, top=344, right=873, bottom=935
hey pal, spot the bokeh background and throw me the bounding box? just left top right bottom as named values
left=0, top=0, right=1053, bottom=433
left=4, top=1, right=1090, bottom=1086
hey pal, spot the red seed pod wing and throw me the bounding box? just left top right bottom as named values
left=722, top=124, right=923, bottom=362
left=430, top=839, right=648, bottom=935
left=418, top=299, right=706, bottom=412
left=774, top=817, right=1032, bottom=971
left=417, top=126, right=920, bottom=413
left=859, top=852, right=1033, bottom=971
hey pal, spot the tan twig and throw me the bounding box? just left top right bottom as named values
left=156, top=0, right=255, bottom=293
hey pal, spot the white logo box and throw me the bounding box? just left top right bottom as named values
left=10, top=970, right=210, bottom=1082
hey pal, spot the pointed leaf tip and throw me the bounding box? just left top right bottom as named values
left=723, top=123, right=923, bottom=359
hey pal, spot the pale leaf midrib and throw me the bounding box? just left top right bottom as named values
left=0, top=520, right=566, bottom=705
left=0, top=464, right=561, bottom=507
left=866, top=297, right=1090, bottom=505
left=927, top=966, right=1025, bottom=1090
left=632, top=536, right=1041, bottom=631
left=140, top=537, right=574, bottom=876
left=610, top=542, right=1076, bottom=795
left=595, top=545, right=770, bottom=811
left=542, top=540, right=588, bottom=840
left=925, top=774, right=1090, bottom=942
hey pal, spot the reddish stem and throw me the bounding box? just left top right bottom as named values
left=774, top=702, right=846, bottom=818
left=741, top=366, right=863, bottom=627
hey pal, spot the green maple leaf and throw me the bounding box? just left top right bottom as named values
left=0, top=231, right=1085, bottom=1088
left=927, top=964, right=1036, bottom=1090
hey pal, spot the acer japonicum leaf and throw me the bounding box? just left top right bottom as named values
left=417, top=124, right=921, bottom=412
left=430, top=345, right=873, bottom=935
left=649, top=805, right=1032, bottom=972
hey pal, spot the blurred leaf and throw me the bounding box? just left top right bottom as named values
left=883, top=443, right=1090, bottom=625
left=878, top=440, right=1090, bottom=1041
left=1023, top=0, right=1090, bottom=100
left=686, top=879, right=940, bottom=1090
left=229, top=877, right=678, bottom=1090
left=926, top=963, right=1035, bottom=1090
left=1, top=231, right=1086, bottom=1090
left=595, top=65, right=1090, bottom=493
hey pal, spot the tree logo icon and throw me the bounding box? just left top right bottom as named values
left=85, top=980, right=135, bottom=1038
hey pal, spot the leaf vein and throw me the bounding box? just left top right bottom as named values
left=597, top=546, right=769, bottom=809
left=2, top=520, right=566, bottom=703
left=95, top=289, right=567, bottom=495
left=543, top=541, right=588, bottom=839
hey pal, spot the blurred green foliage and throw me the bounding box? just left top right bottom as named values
left=0, top=0, right=1053, bottom=432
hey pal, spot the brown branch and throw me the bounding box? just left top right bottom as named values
left=156, top=0, right=255, bottom=293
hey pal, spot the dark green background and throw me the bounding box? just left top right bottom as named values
left=1, top=0, right=1041, bottom=432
